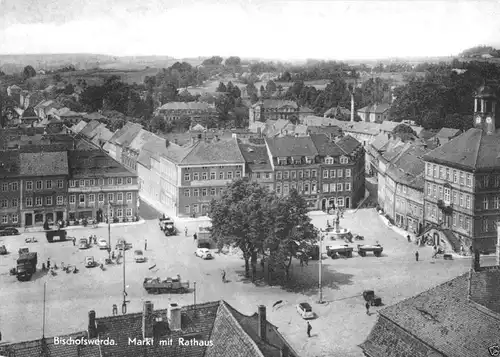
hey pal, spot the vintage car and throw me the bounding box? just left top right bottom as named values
left=195, top=248, right=213, bottom=260
left=296, top=302, right=314, bottom=319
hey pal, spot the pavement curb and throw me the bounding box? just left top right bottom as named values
left=23, top=219, right=146, bottom=233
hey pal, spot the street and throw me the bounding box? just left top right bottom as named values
left=0, top=205, right=486, bottom=357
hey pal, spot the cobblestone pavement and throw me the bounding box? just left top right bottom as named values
left=0, top=206, right=491, bottom=357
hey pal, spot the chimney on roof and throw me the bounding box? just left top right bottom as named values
left=280, top=345, right=290, bottom=357
left=258, top=305, right=267, bottom=341
left=167, top=303, right=182, bottom=331
left=88, top=310, right=97, bottom=339
left=142, top=301, right=154, bottom=339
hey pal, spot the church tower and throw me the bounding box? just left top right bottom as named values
left=474, top=86, right=497, bottom=135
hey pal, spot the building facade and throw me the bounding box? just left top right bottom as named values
left=0, top=152, right=21, bottom=227
left=310, top=134, right=365, bottom=211
left=357, top=103, right=390, bottom=123
left=154, top=102, right=216, bottom=124
left=238, top=139, right=274, bottom=192
left=249, top=100, right=299, bottom=124
left=423, top=86, right=500, bottom=252
left=121, top=129, right=157, bottom=172
left=67, top=150, right=139, bottom=222
left=19, top=151, right=69, bottom=227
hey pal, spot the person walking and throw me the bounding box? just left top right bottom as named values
left=193, top=233, right=197, bottom=241
left=47, top=258, right=51, bottom=269
left=184, top=227, right=188, bottom=237
left=365, top=301, right=370, bottom=315
left=407, top=235, right=411, bottom=242
left=144, top=239, right=147, bottom=251
left=415, top=251, right=419, bottom=261
left=221, top=270, right=226, bottom=283
left=72, top=237, right=76, bottom=246
left=307, top=322, right=312, bottom=337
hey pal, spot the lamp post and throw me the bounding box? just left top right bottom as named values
left=318, top=230, right=324, bottom=304
left=107, top=202, right=112, bottom=260
left=122, top=246, right=129, bottom=314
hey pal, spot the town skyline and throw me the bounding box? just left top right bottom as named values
left=1, top=0, right=500, bottom=59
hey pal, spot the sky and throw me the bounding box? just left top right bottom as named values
left=1, top=0, right=500, bottom=60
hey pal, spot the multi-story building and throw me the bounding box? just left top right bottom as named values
left=423, top=86, right=500, bottom=252
left=265, top=136, right=321, bottom=209
left=357, top=103, right=390, bottom=123
left=238, top=138, right=274, bottom=191
left=154, top=102, right=216, bottom=124
left=249, top=100, right=299, bottom=124
left=309, top=134, right=365, bottom=210
left=19, top=151, right=69, bottom=227
left=138, top=137, right=245, bottom=217
left=121, top=129, right=158, bottom=172
left=67, top=150, right=139, bottom=222
left=0, top=151, right=21, bottom=227
left=103, top=122, right=142, bottom=162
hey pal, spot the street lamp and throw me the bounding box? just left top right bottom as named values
left=122, top=247, right=128, bottom=314
left=317, top=229, right=324, bottom=304
left=107, top=202, right=113, bottom=260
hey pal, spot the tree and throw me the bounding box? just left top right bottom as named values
left=266, top=80, right=277, bottom=94
left=63, top=83, right=75, bottom=95
left=22, top=65, right=36, bottom=79
left=225, top=56, right=241, bottom=66
left=80, top=85, right=106, bottom=112
left=246, top=83, right=258, bottom=97
left=216, top=82, right=227, bottom=93
left=281, top=71, right=292, bottom=82
left=202, top=56, right=224, bottom=66
left=159, top=82, right=178, bottom=104
left=392, top=123, right=417, bottom=142
left=215, top=94, right=235, bottom=123
left=209, top=179, right=272, bottom=277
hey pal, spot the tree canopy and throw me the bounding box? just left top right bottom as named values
left=209, top=179, right=318, bottom=284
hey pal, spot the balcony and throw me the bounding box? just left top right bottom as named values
left=437, top=199, right=453, bottom=215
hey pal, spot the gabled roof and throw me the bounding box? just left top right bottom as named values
left=306, top=125, right=343, bottom=137
left=106, top=122, right=142, bottom=146
left=20, top=151, right=69, bottom=177
left=360, top=272, right=500, bottom=357
left=137, top=136, right=167, bottom=168
left=298, top=106, right=314, bottom=113
left=82, top=112, right=107, bottom=121
left=436, top=127, right=461, bottom=138
left=128, top=129, right=156, bottom=152
left=265, top=136, right=318, bottom=157
left=424, top=128, right=500, bottom=171
left=385, top=145, right=428, bottom=189
left=157, top=102, right=212, bottom=111
left=68, top=150, right=134, bottom=178
left=70, top=120, right=88, bottom=134
left=238, top=142, right=272, bottom=171
left=90, top=126, right=114, bottom=146
left=302, top=116, right=339, bottom=127
left=79, top=120, right=101, bottom=137
left=0, top=151, right=21, bottom=177
left=254, top=100, right=298, bottom=109
left=177, top=138, right=245, bottom=165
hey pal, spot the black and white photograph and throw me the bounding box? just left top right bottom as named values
left=1, top=0, right=500, bottom=356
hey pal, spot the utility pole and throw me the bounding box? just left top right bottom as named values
left=122, top=247, right=128, bottom=314
left=193, top=282, right=197, bottom=306
left=42, top=282, right=46, bottom=338
left=107, top=202, right=111, bottom=259
left=318, top=231, right=324, bottom=304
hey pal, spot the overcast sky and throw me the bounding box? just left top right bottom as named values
left=1, top=0, right=500, bottom=59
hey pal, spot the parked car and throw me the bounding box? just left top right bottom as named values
left=134, top=250, right=146, bottom=263
left=0, top=245, right=7, bottom=255
left=79, top=238, right=90, bottom=249
left=116, top=239, right=132, bottom=251
left=85, top=256, right=98, bottom=268
left=296, top=302, right=314, bottom=319
left=97, top=239, right=109, bottom=250
left=0, top=227, right=19, bottom=236
left=195, top=248, right=213, bottom=260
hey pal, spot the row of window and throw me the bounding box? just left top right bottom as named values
left=322, top=169, right=352, bottom=179
left=1, top=182, right=19, bottom=192
left=1, top=214, right=18, bottom=224
left=322, top=183, right=351, bottom=192
left=68, top=192, right=134, bottom=205
left=425, top=163, right=473, bottom=187
left=183, top=188, right=220, bottom=197
left=69, top=177, right=133, bottom=188
left=25, top=196, right=62, bottom=207
left=426, top=184, right=473, bottom=209
left=0, top=198, right=18, bottom=208
left=426, top=204, right=472, bottom=231
left=277, top=157, right=314, bottom=165
left=184, top=171, right=241, bottom=181
left=184, top=204, right=209, bottom=214
left=24, top=180, right=64, bottom=191
left=253, top=172, right=272, bottom=180
left=277, top=170, right=316, bottom=180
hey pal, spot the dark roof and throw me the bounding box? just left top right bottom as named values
left=68, top=150, right=135, bottom=178
left=107, top=122, right=142, bottom=145
left=114, top=122, right=143, bottom=147
left=423, top=128, right=500, bottom=171
left=256, top=100, right=298, bottom=109
left=265, top=136, right=318, bottom=157
left=336, top=135, right=362, bottom=154
left=358, top=103, right=390, bottom=114
left=360, top=272, right=500, bottom=357
left=306, top=126, right=343, bottom=137
left=0, top=301, right=297, bottom=357
left=238, top=143, right=272, bottom=171
left=137, top=136, right=167, bottom=168
left=19, top=151, right=68, bottom=177
left=385, top=145, right=428, bottom=189
left=469, top=267, right=500, bottom=316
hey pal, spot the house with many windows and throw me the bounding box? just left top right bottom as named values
left=238, top=138, right=274, bottom=191
left=103, top=122, right=142, bottom=162
left=423, top=86, right=500, bottom=253
left=67, top=150, right=139, bottom=222
left=121, top=129, right=158, bottom=172
left=309, top=134, right=365, bottom=210
left=138, top=137, right=245, bottom=217
left=0, top=151, right=21, bottom=227
left=19, top=151, right=69, bottom=227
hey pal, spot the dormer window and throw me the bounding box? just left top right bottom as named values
left=340, top=157, right=349, bottom=164
left=325, top=157, right=334, bottom=165
left=278, top=157, right=287, bottom=165
left=305, top=157, right=312, bottom=164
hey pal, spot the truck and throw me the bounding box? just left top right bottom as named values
left=143, top=275, right=189, bottom=294
left=159, top=217, right=176, bottom=236
left=46, top=229, right=67, bottom=243
left=16, top=252, right=38, bottom=281
left=197, top=226, right=213, bottom=249
left=357, top=244, right=383, bottom=257
left=326, top=244, right=354, bottom=259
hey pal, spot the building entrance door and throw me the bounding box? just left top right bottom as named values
left=25, top=213, right=33, bottom=226
left=321, top=199, right=327, bottom=211
left=345, top=197, right=350, bottom=209
left=56, top=211, right=64, bottom=221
